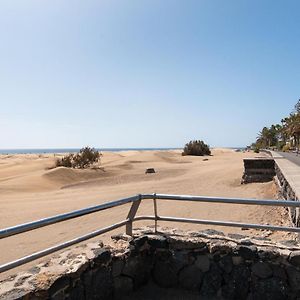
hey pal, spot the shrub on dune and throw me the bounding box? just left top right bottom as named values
left=182, top=140, right=211, bottom=156
left=55, top=147, right=102, bottom=169
left=56, top=154, right=74, bottom=168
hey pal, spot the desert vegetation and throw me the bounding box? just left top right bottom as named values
left=253, top=100, right=300, bottom=151
left=55, top=147, right=102, bottom=169
left=182, top=140, right=211, bottom=156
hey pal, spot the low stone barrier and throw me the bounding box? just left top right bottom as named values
left=275, top=163, right=300, bottom=227
left=262, top=150, right=300, bottom=227
left=242, top=158, right=276, bottom=184
left=2, top=227, right=300, bottom=299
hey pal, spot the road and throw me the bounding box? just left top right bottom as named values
left=277, top=151, right=300, bottom=167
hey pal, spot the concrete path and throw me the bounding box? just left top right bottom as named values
left=277, top=151, right=300, bottom=167
left=269, top=151, right=300, bottom=199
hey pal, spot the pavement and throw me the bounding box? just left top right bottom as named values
left=277, top=151, right=300, bottom=167
left=269, top=151, right=300, bottom=199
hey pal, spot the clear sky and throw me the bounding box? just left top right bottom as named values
left=1, top=0, right=299, bottom=149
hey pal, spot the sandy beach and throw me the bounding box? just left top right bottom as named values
left=0, top=149, right=292, bottom=276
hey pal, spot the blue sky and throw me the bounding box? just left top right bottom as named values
left=0, top=0, right=299, bottom=148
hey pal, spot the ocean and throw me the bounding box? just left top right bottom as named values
left=0, top=148, right=181, bottom=155
left=0, top=147, right=245, bottom=155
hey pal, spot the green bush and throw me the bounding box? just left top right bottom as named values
left=182, top=140, right=211, bottom=156
left=56, top=147, right=102, bottom=169
left=254, top=148, right=260, bottom=153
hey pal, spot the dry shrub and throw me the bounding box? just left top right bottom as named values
left=182, top=140, right=211, bottom=156
left=55, top=147, right=102, bottom=169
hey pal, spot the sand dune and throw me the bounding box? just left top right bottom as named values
left=0, top=149, right=293, bottom=277
left=43, top=167, right=108, bottom=186
left=0, top=150, right=193, bottom=192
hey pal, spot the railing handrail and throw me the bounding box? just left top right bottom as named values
left=151, top=194, right=300, bottom=207
left=0, top=195, right=140, bottom=239
left=1, top=193, right=300, bottom=273
left=2, top=194, right=299, bottom=240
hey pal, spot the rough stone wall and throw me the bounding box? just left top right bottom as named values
left=260, top=150, right=300, bottom=226
left=275, top=164, right=300, bottom=227
left=242, top=158, right=276, bottom=184
left=242, top=153, right=300, bottom=227
left=2, top=228, right=300, bottom=299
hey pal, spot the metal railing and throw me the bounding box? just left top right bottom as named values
left=1, top=193, right=300, bottom=273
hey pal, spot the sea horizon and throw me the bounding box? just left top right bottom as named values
left=0, top=147, right=245, bottom=155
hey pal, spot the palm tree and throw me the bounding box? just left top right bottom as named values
left=254, top=99, right=300, bottom=151
left=256, top=124, right=282, bottom=149
left=257, top=127, right=271, bottom=148
left=294, top=99, right=300, bottom=114
left=282, top=114, right=300, bottom=149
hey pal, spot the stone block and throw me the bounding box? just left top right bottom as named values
left=152, top=259, right=179, bottom=288
left=113, top=276, right=133, bottom=298
left=219, top=255, right=233, bottom=274
left=252, top=262, right=273, bottom=279
left=236, top=245, right=257, bottom=260
left=195, top=255, right=210, bottom=272
left=289, top=250, right=300, bottom=267
left=178, top=265, right=203, bottom=290
left=200, top=264, right=222, bottom=298
left=286, top=266, right=300, bottom=291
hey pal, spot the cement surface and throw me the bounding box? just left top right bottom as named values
left=270, top=151, right=300, bottom=199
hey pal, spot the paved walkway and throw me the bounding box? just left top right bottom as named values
left=277, top=151, right=300, bottom=167
left=269, top=151, right=300, bottom=199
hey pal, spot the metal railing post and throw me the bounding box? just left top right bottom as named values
left=126, top=194, right=141, bottom=236
left=153, top=193, right=158, bottom=233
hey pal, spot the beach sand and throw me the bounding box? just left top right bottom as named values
left=0, top=149, right=292, bottom=276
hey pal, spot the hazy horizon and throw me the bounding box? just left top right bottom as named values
left=0, top=145, right=246, bottom=154
left=1, top=1, right=299, bottom=149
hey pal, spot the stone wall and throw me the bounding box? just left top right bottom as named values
left=242, top=158, right=276, bottom=184
left=2, top=228, right=300, bottom=299
left=275, top=164, right=300, bottom=227
left=241, top=154, right=300, bottom=228
left=261, top=150, right=300, bottom=227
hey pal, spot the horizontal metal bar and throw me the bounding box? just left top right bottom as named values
left=0, top=219, right=129, bottom=273
left=151, top=194, right=300, bottom=207
left=0, top=195, right=139, bottom=239
left=133, top=215, right=300, bottom=233
left=2, top=194, right=298, bottom=241
left=2, top=193, right=300, bottom=273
